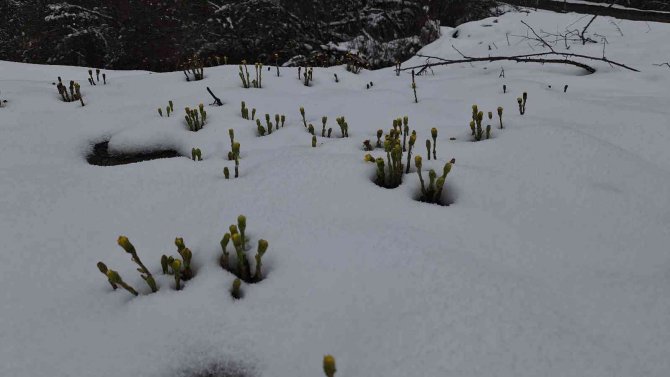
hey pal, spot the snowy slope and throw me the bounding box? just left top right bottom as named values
left=1, top=8, right=670, bottom=377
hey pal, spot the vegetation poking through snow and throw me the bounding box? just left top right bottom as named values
left=323, top=355, right=337, bottom=377
left=239, top=61, right=251, bottom=88
left=300, top=67, right=314, bottom=86
left=158, top=100, right=174, bottom=117
left=97, top=236, right=162, bottom=296
left=416, top=158, right=455, bottom=205
left=470, top=105, right=492, bottom=141
left=367, top=125, right=410, bottom=189
left=220, top=215, right=269, bottom=284
left=191, top=148, right=202, bottom=161
left=55, top=77, right=84, bottom=106
left=518, top=92, right=528, bottom=115
left=182, top=55, right=204, bottom=81
left=184, top=104, right=207, bottom=131
left=336, top=116, right=350, bottom=137
left=87, top=68, right=106, bottom=85
left=231, top=278, right=242, bottom=299
left=497, top=107, right=504, bottom=129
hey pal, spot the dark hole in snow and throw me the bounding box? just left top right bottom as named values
left=369, top=168, right=404, bottom=190
left=87, top=141, right=181, bottom=166
left=412, top=181, right=456, bottom=207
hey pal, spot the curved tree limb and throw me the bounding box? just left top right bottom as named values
left=404, top=20, right=639, bottom=74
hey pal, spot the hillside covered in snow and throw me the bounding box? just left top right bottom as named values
left=1, top=6, right=670, bottom=377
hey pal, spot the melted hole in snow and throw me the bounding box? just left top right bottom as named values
left=220, top=249, right=269, bottom=285
left=87, top=141, right=181, bottom=166
left=412, top=181, right=456, bottom=207
left=369, top=167, right=404, bottom=190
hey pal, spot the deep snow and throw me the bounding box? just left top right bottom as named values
left=1, top=8, right=669, bottom=377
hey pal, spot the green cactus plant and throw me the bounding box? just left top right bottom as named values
left=117, top=236, right=158, bottom=293
left=322, top=116, right=328, bottom=137
left=300, top=107, right=307, bottom=128
left=184, top=104, right=207, bottom=131
left=191, top=148, right=202, bottom=161
left=497, top=107, right=504, bottom=129
left=96, top=262, right=118, bottom=290
left=518, top=92, right=527, bottom=115
left=371, top=128, right=406, bottom=188
left=323, top=355, right=337, bottom=377
left=256, top=119, right=267, bottom=136
left=175, top=237, right=193, bottom=280
left=239, top=61, right=250, bottom=88
left=265, top=114, right=273, bottom=134
left=171, top=259, right=182, bottom=290
left=254, top=239, right=269, bottom=281
left=229, top=129, right=235, bottom=156
left=158, top=101, right=173, bottom=117
left=231, top=278, right=242, bottom=299
left=220, top=233, right=231, bottom=269
left=417, top=159, right=454, bottom=204
left=402, top=116, right=409, bottom=151
left=335, top=116, right=349, bottom=137
left=106, top=269, right=139, bottom=296
left=405, top=133, right=416, bottom=174
left=233, top=142, right=241, bottom=178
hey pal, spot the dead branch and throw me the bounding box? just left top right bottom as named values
left=580, top=1, right=615, bottom=44
left=403, top=20, right=638, bottom=75
left=653, top=62, right=670, bottom=68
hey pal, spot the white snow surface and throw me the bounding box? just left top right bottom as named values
left=1, top=9, right=670, bottom=377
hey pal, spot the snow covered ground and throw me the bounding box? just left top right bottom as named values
left=1, top=8, right=669, bottom=377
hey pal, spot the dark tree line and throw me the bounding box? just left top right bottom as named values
left=0, top=0, right=496, bottom=71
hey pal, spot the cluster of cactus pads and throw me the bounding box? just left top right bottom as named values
left=299, top=67, right=314, bottom=86
left=469, top=104, right=495, bottom=141
left=191, top=148, right=202, bottom=161
left=160, top=238, right=194, bottom=290
left=87, top=68, right=106, bottom=85
left=182, top=55, right=204, bottom=81
left=224, top=129, right=241, bottom=179
left=415, top=157, right=455, bottom=205
left=220, top=216, right=269, bottom=297
left=362, top=116, right=453, bottom=204
left=97, top=236, right=192, bottom=296
left=256, top=113, right=286, bottom=136
left=158, top=100, right=174, bottom=117
left=517, top=92, right=528, bottom=115
left=55, top=77, right=84, bottom=106
left=240, top=101, right=255, bottom=120
left=364, top=116, right=416, bottom=187
left=184, top=104, right=207, bottom=131
left=239, top=61, right=263, bottom=88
